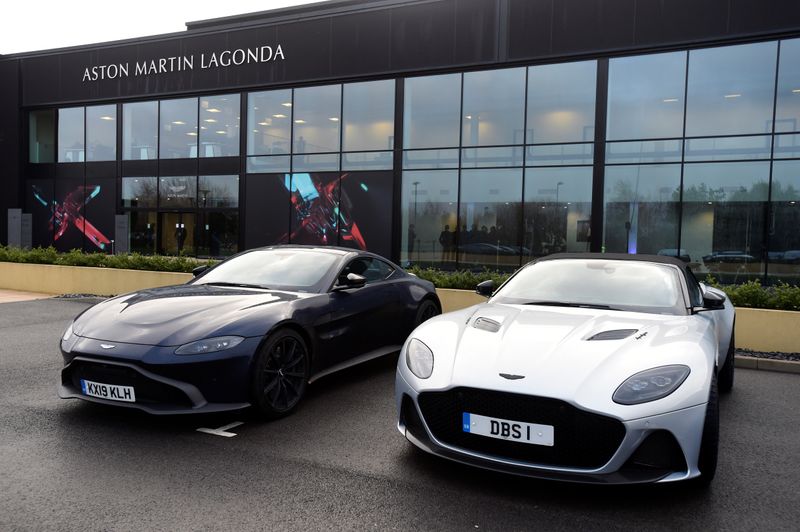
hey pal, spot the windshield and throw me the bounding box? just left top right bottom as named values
left=194, top=249, right=340, bottom=292
left=493, top=259, right=686, bottom=314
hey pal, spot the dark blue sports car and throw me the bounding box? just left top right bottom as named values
left=59, top=246, right=440, bottom=417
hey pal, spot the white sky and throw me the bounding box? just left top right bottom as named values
left=0, top=0, right=323, bottom=55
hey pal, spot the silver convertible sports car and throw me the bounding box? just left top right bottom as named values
left=396, top=253, right=735, bottom=485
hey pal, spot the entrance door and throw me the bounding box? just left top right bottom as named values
left=160, top=212, right=196, bottom=255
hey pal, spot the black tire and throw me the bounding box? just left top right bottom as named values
left=250, top=329, right=310, bottom=419
left=414, top=299, right=440, bottom=327
left=718, top=330, right=735, bottom=394
left=692, top=373, right=719, bottom=486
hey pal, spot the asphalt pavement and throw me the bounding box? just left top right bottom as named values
left=1, top=298, right=799, bottom=531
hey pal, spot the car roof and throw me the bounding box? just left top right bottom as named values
left=253, top=244, right=356, bottom=256
left=533, top=252, right=696, bottom=281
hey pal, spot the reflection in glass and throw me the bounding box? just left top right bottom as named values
left=197, top=212, right=239, bottom=257
left=605, top=140, right=682, bottom=164
left=603, top=165, right=681, bottom=256
left=246, top=155, right=291, bottom=174
left=127, top=211, right=157, bottom=254
left=458, top=169, right=523, bottom=270
left=526, top=144, right=594, bottom=166
left=462, top=68, right=526, bottom=147
left=400, top=170, right=459, bottom=268
left=293, top=84, right=341, bottom=153
left=160, top=98, right=198, bottom=159
left=768, top=161, right=800, bottom=284
left=248, top=89, right=292, bottom=156
left=403, top=73, right=461, bottom=149
left=123, top=101, right=158, bottom=160
left=607, top=52, right=686, bottom=140
left=686, top=42, right=778, bottom=137
left=527, top=61, right=596, bottom=144
left=121, top=177, right=157, bottom=208
left=159, top=176, right=197, bottom=208
left=29, top=110, right=55, bottom=163
left=524, top=166, right=593, bottom=260
left=402, top=149, right=459, bottom=169
left=342, top=80, right=394, bottom=152
left=683, top=135, right=772, bottom=161
left=773, top=133, right=800, bottom=159
left=341, top=151, right=393, bottom=171
left=775, top=38, right=800, bottom=133
left=86, top=105, right=117, bottom=161
left=199, top=94, right=239, bottom=157
left=199, top=175, right=239, bottom=208
left=291, top=153, right=340, bottom=172
left=461, top=147, right=523, bottom=168
left=58, top=107, right=84, bottom=163
left=160, top=212, right=195, bottom=255
left=681, top=162, right=769, bottom=283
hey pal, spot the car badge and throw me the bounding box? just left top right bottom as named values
left=499, top=373, right=525, bottom=380
left=100, top=343, right=116, bottom=349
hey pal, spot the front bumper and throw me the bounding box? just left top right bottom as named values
left=59, top=336, right=260, bottom=414
left=396, top=372, right=707, bottom=485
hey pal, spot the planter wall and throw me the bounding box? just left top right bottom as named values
left=0, top=262, right=796, bottom=353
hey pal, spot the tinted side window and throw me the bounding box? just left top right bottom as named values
left=339, top=258, right=394, bottom=284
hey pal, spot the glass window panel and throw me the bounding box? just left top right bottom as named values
left=342, top=80, right=394, bottom=151
left=248, top=89, right=292, bottom=156
left=246, top=155, right=291, bottom=173
left=121, top=177, right=157, bottom=208
left=159, top=98, right=198, bottom=159
left=402, top=149, right=459, bottom=169
left=401, top=170, right=459, bottom=268
left=29, top=109, right=55, bottom=163
left=681, top=162, right=769, bottom=283
left=605, top=140, right=683, bottom=164
left=341, top=151, right=393, bottom=171
left=58, top=107, right=84, bottom=163
left=525, top=144, right=594, bottom=166
left=523, top=167, right=593, bottom=260
left=293, top=84, right=341, bottom=153
left=197, top=212, right=239, bottom=257
left=461, top=147, right=524, bottom=168
left=123, top=101, right=158, bottom=160
left=527, top=61, right=597, bottom=144
left=159, top=176, right=197, bottom=208
left=403, top=73, right=461, bottom=149
left=199, top=175, right=239, bottom=208
left=775, top=38, right=800, bottom=133
left=462, top=68, right=526, bottom=147
left=774, top=133, right=800, bottom=159
left=287, top=172, right=339, bottom=246
left=292, top=153, right=340, bottom=172
left=769, top=160, right=800, bottom=284
left=86, top=104, right=116, bottom=162
left=458, top=169, right=523, bottom=270
left=684, top=135, right=772, bottom=161
left=607, top=52, right=686, bottom=140
left=199, top=94, right=239, bottom=157
left=686, top=42, right=778, bottom=137
left=127, top=211, right=158, bottom=255
left=603, top=165, right=681, bottom=256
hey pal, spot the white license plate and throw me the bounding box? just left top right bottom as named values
left=80, top=379, right=136, bottom=403
left=462, top=412, right=554, bottom=447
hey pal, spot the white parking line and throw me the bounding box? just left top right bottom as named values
left=196, top=421, right=244, bottom=437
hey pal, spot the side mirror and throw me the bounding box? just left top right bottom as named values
left=476, top=280, right=495, bottom=297
left=702, top=291, right=726, bottom=310
left=192, top=265, right=209, bottom=277
left=334, top=273, right=367, bottom=291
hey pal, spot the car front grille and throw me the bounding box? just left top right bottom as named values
left=417, top=387, right=625, bottom=469
left=64, top=359, right=192, bottom=407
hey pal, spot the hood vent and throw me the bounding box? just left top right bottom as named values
left=587, top=329, right=638, bottom=341
left=473, top=317, right=501, bottom=333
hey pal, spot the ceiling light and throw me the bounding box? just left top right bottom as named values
left=724, top=94, right=741, bottom=99
left=294, top=119, right=306, bottom=124
left=329, top=117, right=339, bottom=122
left=465, top=115, right=473, bottom=119
left=187, top=132, right=197, bottom=136
left=253, top=129, right=259, bottom=133
left=172, top=120, right=186, bottom=125
left=200, top=126, right=207, bottom=130
left=792, top=89, right=800, bottom=94
left=206, top=108, right=221, bottom=113
left=204, top=118, right=217, bottom=123
left=216, top=130, right=227, bottom=135
left=272, top=114, right=287, bottom=118
left=258, top=121, right=269, bottom=126
left=282, top=102, right=292, bottom=107
left=662, top=98, right=679, bottom=103
left=99, top=115, right=115, bottom=121
left=707, top=201, right=713, bottom=205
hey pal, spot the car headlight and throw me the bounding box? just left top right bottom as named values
left=406, top=338, right=434, bottom=379
left=613, top=365, right=691, bottom=405
left=62, top=323, right=74, bottom=342
left=175, top=336, right=245, bottom=355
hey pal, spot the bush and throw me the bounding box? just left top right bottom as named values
left=706, top=277, right=800, bottom=312
left=408, top=266, right=510, bottom=290
left=0, top=246, right=215, bottom=273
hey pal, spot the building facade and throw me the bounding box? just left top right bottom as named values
left=2, top=0, right=800, bottom=284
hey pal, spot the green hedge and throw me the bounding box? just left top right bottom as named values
left=0, top=246, right=214, bottom=273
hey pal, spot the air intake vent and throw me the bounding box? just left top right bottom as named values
left=587, top=329, right=638, bottom=341
left=473, top=317, right=501, bottom=333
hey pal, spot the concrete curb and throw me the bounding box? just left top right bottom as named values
left=735, top=355, right=800, bottom=374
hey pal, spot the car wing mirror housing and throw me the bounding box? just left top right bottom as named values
left=476, top=280, right=495, bottom=297
left=694, top=290, right=725, bottom=312
left=192, top=265, right=210, bottom=277
left=334, top=273, right=367, bottom=291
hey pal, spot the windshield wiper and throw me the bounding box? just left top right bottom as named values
left=201, top=281, right=271, bottom=290
left=523, top=301, right=622, bottom=311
